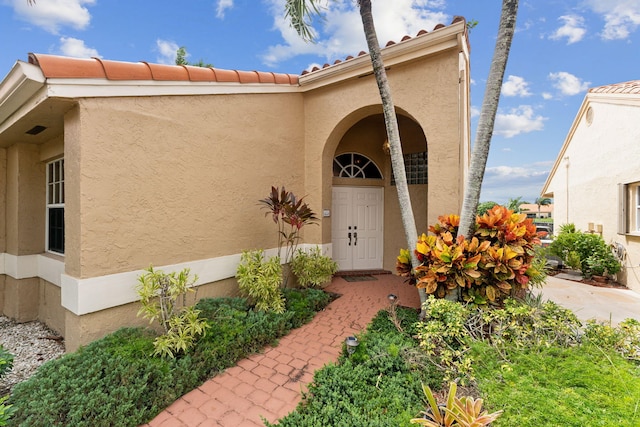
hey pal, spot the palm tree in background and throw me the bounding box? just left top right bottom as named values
left=535, top=196, right=552, bottom=217
left=285, top=0, right=427, bottom=308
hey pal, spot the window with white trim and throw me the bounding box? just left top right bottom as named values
left=618, top=182, right=640, bottom=235
left=46, top=158, right=65, bottom=254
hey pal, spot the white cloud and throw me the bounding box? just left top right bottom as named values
left=480, top=162, right=552, bottom=205
left=216, top=0, right=234, bottom=19
left=585, top=0, right=640, bottom=40
left=156, top=39, right=180, bottom=65
left=541, top=92, right=553, bottom=100
left=10, top=0, right=95, bottom=34
left=262, top=0, right=449, bottom=67
left=502, top=75, right=532, bottom=97
left=59, top=37, right=100, bottom=58
left=548, top=71, right=591, bottom=96
left=470, top=106, right=480, bottom=118
left=549, top=15, right=586, bottom=44
left=494, top=105, right=546, bottom=138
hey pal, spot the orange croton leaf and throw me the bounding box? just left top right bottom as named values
left=496, top=281, right=512, bottom=290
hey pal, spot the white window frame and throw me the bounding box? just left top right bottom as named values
left=619, top=182, right=640, bottom=235
left=46, top=158, right=65, bottom=255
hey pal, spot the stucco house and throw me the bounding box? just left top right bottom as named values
left=0, top=18, right=471, bottom=351
left=519, top=203, right=553, bottom=219
left=541, top=79, right=640, bottom=292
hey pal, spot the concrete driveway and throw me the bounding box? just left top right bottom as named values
left=537, top=275, right=640, bottom=325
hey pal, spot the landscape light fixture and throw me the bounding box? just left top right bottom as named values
left=387, top=293, right=398, bottom=304
left=345, top=336, right=359, bottom=355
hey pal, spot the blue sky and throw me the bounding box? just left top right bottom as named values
left=2, top=0, right=639, bottom=205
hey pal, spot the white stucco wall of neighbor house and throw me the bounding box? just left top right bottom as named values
left=544, top=92, right=640, bottom=292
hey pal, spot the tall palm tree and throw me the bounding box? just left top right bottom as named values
left=535, top=196, right=552, bottom=217
left=285, top=0, right=425, bottom=308
left=457, top=0, right=519, bottom=239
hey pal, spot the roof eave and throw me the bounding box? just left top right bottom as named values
left=298, top=20, right=467, bottom=91
left=0, top=60, right=46, bottom=127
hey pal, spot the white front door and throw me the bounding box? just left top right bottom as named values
left=331, top=187, right=383, bottom=271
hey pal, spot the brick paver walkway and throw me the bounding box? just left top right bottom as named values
left=142, top=274, right=420, bottom=427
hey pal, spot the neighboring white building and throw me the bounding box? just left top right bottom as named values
left=541, top=80, right=640, bottom=292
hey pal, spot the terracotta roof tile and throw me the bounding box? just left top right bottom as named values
left=589, top=80, right=640, bottom=95
left=300, top=16, right=467, bottom=76
left=27, top=53, right=299, bottom=85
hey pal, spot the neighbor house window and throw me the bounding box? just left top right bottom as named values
left=618, top=182, right=640, bottom=235
left=391, top=151, right=428, bottom=185
left=47, top=158, right=65, bottom=254
left=333, top=153, right=382, bottom=179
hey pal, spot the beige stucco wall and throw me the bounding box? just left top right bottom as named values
left=546, top=99, right=640, bottom=291
left=64, top=93, right=305, bottom=279
left=304, top=47, right=465, bottom=268
left=38, top=279, right=65, bottom=335
left=0, top=148, right=5, bottom=254
left=5, top=144, right=45, bottom=256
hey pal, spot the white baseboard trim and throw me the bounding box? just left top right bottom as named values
left=2, top=243, right=332, bottom=316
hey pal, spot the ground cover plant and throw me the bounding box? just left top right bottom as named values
left=7, top=289, right=330, bottom=427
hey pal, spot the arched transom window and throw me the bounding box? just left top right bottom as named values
left=333, top=153, right=382, bottom=179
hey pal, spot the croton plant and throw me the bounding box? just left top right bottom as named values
left=397, top=205, right=544, bottom=305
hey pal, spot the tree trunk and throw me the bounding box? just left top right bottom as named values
left=358, top=0, right=426, bottom=310
left=458, top=0, right=519, bottom=240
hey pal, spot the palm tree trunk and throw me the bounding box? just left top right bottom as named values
left=458, top=0, right=519, bottom=239
left=358, top=0, right=426, bottom=309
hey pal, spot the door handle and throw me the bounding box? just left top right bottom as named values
left=354, top=232, right=357, bottom=246
left=348, top=232, right=352, bottom=246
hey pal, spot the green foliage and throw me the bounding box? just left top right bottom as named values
left=0, top=346, right=12, bottom=379
left=259, top=186, right=318, bottom=264
left=583, top=318, right=640, bottom=360
left=476, top=201, right=497, bottom=216
left=410, top=382, right=502, bottom=427
left=549, top=225, right=621, bottom=277
left=414, top=297, right=474, bottom=383
left=136, top=266, right=209, bottom=358
left=266, top=308, right=438, bottom=427
left=0, top=346, right=15, bottom=426
left=291, top=246, right=338, bottom=288
left=236, top=250, right=286, bottom=313
left=398, top=206, right=544, bottom=305
left=472, top=343, right=640, bottom=426
left=174, top=46, right=213, bottom=67
left=8, top=291, right=331, bottom=426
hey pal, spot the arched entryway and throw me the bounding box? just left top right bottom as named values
left=330, top=113, right=428, bottom=272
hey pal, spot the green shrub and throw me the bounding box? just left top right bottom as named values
left=0, top=345, right=15, bottom=426
left=236, top=249, right=286, bottom=313
left=549, top=224, right=621, bottom=277
left=8, top=292, right=332, bottom=426
left=136, top=266, right=210, bottom=358
left=291, top=246, right=338, bottom=288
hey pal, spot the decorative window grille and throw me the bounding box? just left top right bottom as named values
left=333, top=153, right=382, bottom=179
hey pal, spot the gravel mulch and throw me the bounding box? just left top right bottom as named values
left=0, top=316, right=65, bottom=395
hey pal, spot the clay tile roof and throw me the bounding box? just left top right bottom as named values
left=27, top=53, right=299, bottom=85
left=301, top=16, right=466, bottom=75
left=589, top=80, right=640, bottom=95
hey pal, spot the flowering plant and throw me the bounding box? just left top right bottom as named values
left=397, top=205, right=544, bottom=305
